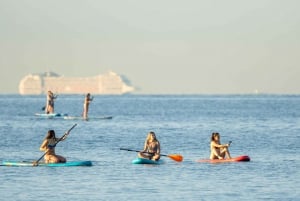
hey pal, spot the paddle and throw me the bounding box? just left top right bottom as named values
left=33, top=124, right=77, bottom=166
left=120, top=148, right=183, bottom=162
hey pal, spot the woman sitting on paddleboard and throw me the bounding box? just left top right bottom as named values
left=210, top=132, right=231, bottom=160
left=138, top=131, right=160, bottom=161
left=39, top=130, right=66, bottom=163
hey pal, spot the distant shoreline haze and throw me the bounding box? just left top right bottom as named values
left=0, top=1, right=299, bottom=94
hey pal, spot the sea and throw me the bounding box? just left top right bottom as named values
left=0, top=94, right=299, bottom=201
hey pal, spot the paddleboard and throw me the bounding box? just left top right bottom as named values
left=35, top=113, right=68, bottom=118
left=197, top=155, right=250, bottom=163
left=63, top=116, right=112, bottom=120
left=2, top=160, right=92, bottom=167
left=132, top=157, right=163, bottom=165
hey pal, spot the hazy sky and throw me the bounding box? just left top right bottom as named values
left=0, top=0, right=299, bottom=94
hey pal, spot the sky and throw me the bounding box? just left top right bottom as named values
left=0, top=0, right=299, bottom=94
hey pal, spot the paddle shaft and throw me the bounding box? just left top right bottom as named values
left=120, top=148, right=168, bottom=157
left=34, top=124, right=77, bottom=165
left=120, top=148, right=183, bottom=162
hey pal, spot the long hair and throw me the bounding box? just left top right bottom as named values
left=211, top=132, right=220, bottom=141
left=45, top=130, right=56, bottom=140
left=146, top=131, right=158, bottom=144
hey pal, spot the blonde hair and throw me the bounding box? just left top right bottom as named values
left=146, top=131, right=158, bottom=143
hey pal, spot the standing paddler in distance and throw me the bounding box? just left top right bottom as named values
left=138, top=131, right=161, bottom=161
left=39, top=130, right=67, bottom=163
left=45, top=90, right=57, bottom=114
left=83, top=93, right=93, bottom=119
left=210, top=132, right=231, bottom=160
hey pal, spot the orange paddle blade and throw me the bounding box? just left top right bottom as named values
left=168, top=154, right=183, bottom=162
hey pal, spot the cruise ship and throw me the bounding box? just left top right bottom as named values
left=19, top=71, right=134, bottom=95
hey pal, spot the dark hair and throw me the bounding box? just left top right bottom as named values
left=46, top=130, right=56, bottom=139
left=211, top=132, right=220, bottom=141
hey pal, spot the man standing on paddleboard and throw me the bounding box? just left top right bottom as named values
left=83, top=93, right=93, bottom=119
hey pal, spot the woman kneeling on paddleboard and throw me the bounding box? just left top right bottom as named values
left=138, top=131, right=160, bottom=161
left=210, top=132, right=231, bottom=160
left=39, top=130, right=66, bottom=163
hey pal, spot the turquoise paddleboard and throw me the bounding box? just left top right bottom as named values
left=35, top=113, right=68, bottom=118
left=132, top=158, right=163, bottom=165
left=2, top=160, right=92, bottom=167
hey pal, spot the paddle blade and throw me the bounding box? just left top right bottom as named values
left=168, top=154, right=183, bottom=162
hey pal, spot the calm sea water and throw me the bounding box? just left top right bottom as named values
left=0, top=94, right=299, bottom=201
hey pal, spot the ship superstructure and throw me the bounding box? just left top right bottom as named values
left=19, top=71, right=134, bottom=95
